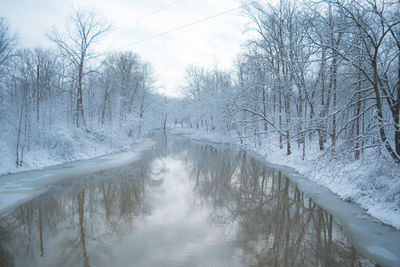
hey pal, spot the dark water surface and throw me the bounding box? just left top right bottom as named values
left=0, top=133, right=375, bottom=266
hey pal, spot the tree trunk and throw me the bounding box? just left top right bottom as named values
left=394, top=53, right=400, bottom=157
left=101, top=86, right=109, bottom=126
left=355, top=72, right=362, bottom=160
left=330, top=54, right=337, bottom=144
left=318, top=46, right=327, bottom=151
left=36, top=64, right=40, bottom=123
left=76, top=57, right=85, bottom=128
left=285, top=96, right=291, bottom=155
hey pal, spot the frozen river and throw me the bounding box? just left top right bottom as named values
left=0, top=133, right=399, bottom=266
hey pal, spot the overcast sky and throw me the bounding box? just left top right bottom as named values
left=1, top=0, right=251, bottom=97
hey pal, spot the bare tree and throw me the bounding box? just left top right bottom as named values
left=98, top=51, right=154, bottom=131
left=0, top=18, right=17, bottom=108
left=48, top=9, right=110, bottom=128
left=0, top=18, right=16, bottom=68
left=325, top=0, right=400, bottom=163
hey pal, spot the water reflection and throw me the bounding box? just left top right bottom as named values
left=0, top=158, right=154, bottom=267
left=186, top=147, right=369, bottom=266
left=0, top=134, right=373, bottom=266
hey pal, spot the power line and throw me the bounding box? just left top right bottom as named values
left=116, top=2, right=254, bottom=50
left=110, top=0, right=185, bottom=33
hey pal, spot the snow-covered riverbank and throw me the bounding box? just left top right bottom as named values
left=171, top=127, right=400, bottom=230
left=0, top=126, right=144, bottom=177
left=0, top=138, right=155, bottom=215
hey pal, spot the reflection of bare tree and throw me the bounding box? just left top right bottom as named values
left=101, top=180, right=113, bottom=222
left=78, top=190, right=89, bottom=267
left=0, top=153, right=156, bottom=267
left=0, top=134, right=374, bottom=266
left=38, top=206, right=44, bottom=257
left=188, top=144, right=371, bottom=266
left=0, top=226, right=13, bottom=266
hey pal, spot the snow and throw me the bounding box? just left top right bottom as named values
left=0, top=138, right=155, bottom=215
left=0, top=124, right=144, bottom=176
left=170, top=127, right=400, bottom=231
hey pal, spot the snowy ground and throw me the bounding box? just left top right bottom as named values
left=0, top=125, right=144, bottom=176
left=170, top=127, right=400, bottom=231
left=0, top=123, right=154, bottom=214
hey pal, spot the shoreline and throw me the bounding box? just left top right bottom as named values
left=0, top=138, right=155, bottom=216
left=169, top=127, right=400, bottom=230
left=172, top=130, right=400, bottom=267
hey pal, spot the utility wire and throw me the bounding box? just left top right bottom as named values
left=116, top=1, right=254, bottom=50
left=110, top=0, right=184, bottom=33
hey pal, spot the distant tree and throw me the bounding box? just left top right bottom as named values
left=48, top=9, right=110, bottom=128
left=0, top=18, right=17, bottom=109
left=183, top=65, right=233, bottom=134
left=0, top=18, right=16, bottom=68
left=10, top=49, right=34, bottom=166
left=98, top=51, right=154, bottom=131
left=32, top=48, right=57, bottom=124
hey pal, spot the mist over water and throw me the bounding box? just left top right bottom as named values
left=0, top=133, right=373, bottom=267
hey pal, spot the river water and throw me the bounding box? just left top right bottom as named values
left=0, top=133, right=377, bottom=266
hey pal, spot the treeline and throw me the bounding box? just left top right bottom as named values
left=176, top=0, right=400, bottom=163
left=0, top=10, right=160, bottom=167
